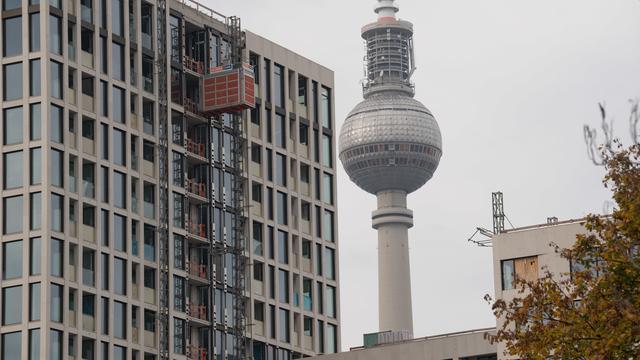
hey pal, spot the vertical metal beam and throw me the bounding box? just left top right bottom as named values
left=156, top=0, right=170, bottom=358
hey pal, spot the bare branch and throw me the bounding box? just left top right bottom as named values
left=584, top=102, right=615, bottom=165
left=630, top=99, right=639, bottom=145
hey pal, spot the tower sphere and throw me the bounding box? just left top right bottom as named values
left=339, top=92, right=442, bottom=195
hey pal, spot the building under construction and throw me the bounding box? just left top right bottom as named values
left=0, top=0, right=338, bottom=358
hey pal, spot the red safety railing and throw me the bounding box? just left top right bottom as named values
left=187, top=179, right=207, bottom=197
left=187, top=221, right=206, bottom=238
left=186, top=138, right=206, bottom=158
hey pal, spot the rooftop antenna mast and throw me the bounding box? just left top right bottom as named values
left=468, top=192, right=513, bottom=247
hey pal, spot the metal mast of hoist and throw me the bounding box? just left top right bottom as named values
left=156, top=0, right=170, bottom=357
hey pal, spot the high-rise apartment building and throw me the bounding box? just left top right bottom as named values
left=0, top=0, right=338, bottom=358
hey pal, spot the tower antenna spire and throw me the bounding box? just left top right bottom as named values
left=375, top=0, right=399, bottom=20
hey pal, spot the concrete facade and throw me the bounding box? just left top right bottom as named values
left=0, top=0, right=338, bottom=359
left=491, top=219, right=586, bottom=358
left=311, top=329, right=497, bottom=360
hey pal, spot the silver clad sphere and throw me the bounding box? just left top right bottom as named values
left=339, top=92, right=443, bottom=195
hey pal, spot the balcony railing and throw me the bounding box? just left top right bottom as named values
left=186, top=179, right=206, bottom=198
left=183, top=55, right=204, bottom=74
left=187, top=221, right=206, bottom=238
left=184, top=97, right=199, bottom=114
left=186, top=138, right=206, bottom=158
left=188, top=303, right=207, bottom=321
left=187, top=261, right=207, bottom=279
left=187, top=346, right=207, bottom=360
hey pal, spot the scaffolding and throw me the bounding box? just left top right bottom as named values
left=156, top=0, right=171, bottom=358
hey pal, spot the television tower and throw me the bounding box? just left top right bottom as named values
left=339, top=0, right=443, bottom=338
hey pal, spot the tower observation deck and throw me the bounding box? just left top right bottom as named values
left=339, top=0, right=443, bottom=339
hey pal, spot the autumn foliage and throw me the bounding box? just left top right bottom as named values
left=487, top=143, right=640, bottom=359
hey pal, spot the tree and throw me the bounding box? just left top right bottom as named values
left=486, top=141, right=640, bottom=359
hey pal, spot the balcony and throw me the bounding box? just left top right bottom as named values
left=183, top=55, right=204, bottom=75
left=186, top=179, right=207, bottom=200
left=187, top=346, right=207, bottom=360
left=187, top=261, right=207, bottom=282
left=185, top=138, right=207, bottom=162
left=187, top=220, right=207, bottom=241
left=187, top=302, right=208, bottom=322
left=184, top=97, right=199, bottom=115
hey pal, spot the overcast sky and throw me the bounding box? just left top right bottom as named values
left=207, top=0, right=640, bottom=351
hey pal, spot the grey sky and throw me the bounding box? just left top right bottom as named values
left=206, top=0, right=640, bottom=351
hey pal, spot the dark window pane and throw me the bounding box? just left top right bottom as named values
left=4, top=62, right=23, bottom=101
left=3, top=17, right=22, bottom=56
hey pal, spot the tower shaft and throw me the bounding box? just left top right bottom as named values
left=372, top=190, right=414, bottom=337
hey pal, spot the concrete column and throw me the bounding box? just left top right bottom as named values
left=372, top=190, right=414, bottom=337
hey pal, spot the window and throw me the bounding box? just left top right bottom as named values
left=4, top=151, right=23, bottom=189
left=173, top=234, right=184, bottom=270
left=278, top=269, right=289, bottom=303
left=321, top=86, right=331, bottom=128
left=276, top=191, right=287, bottom=225
left=30, top=59, right=41, bottom=96
left=2, top=332, right=21, bottom=359
left=29, top=283, right=40, bottom=321
left=327, top=323, right=337, bottom=353
left=114, top=301, right=126, bottom=339
left=3, top=0, right=20, bottom=10
left=276, top=153, right=287, bottom=187
left=3, top=240, right=22, bottom=279
left=3, top=107, right=22, bottom=145
left=298, top=75, right=308, bottom=105
left=50, top=104, right=63, bottom=143
left=323, top=173, right=334, bottom=205
left=279, top=308, right=290, bottom=342
left=2, top=286, right=22, bottom=325
left=50, top=283, right=63, bottom=322
left=274, top=64, right=284, bottom=108
left=3, top=196, right=23, bottom=235
left=323, top=210, right=334, bottom=242
left=303, top=278, right=313, bottom=311
left=325, top=248, right=336, bottom=280
left=299, top=123, right=309, bottom=146
left=501, top=256, right=539, bottom=290
left=3, top=17, right=22, bottom=57
left=113, top=128, right=126, bottom=165
left=114, top=214, right=127, bottom=252
left=29, top=103, right=41, bottom=140
left=144, top=224, right=156, bottom=262
left=29, top=238, right=41, bottom=275
left=28, top=148, right=41, bottom=185
left=49, top=15, right=62, bottom=55
left=322, top=135, right=332, bottom=167
left=114, top=171, right=126, bottom=208
left=30, top=193, right=41, bottom=230
left=326, top=286, right=336, bottom=318
left=50, top=61, right=63, bottom=99
left=82, top=249, right=95, bottom=287
left=174, top=318, right=185, bottom=354
left=278, top=230, right=288, bottom=264
left=173, top=193, right=184, bottom=228
left=29, top=13, right=40, bottom=52
left=50, top=238, right=63, bottom=277
left=253, top=221, right=263, bottom=256
left=28, top=329, right=39, bottom=360
left=4, top=62, right=23, bottom=101
left=173, top=276, right=185, bottom=312
left=49, top=330, right=62, bottom=360
left=112, top=87, right=126, bottom=124
left=275, top=114, right=286, bottom=148
left=50, top=149, right=64, bottom=187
